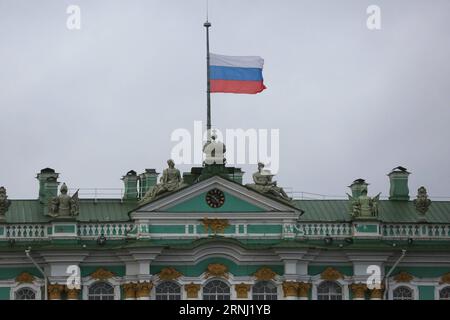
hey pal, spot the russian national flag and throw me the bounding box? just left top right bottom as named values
left=210, top=53, right=266, bottom=94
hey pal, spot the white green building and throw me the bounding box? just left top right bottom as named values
left=0, top=164, right=449, bottom=300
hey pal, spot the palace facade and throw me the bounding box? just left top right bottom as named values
left=0, top=163, right=449, bottom=300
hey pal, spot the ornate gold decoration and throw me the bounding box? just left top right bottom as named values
left=202, top=218, right=230, bottom=234
left=394, top=271, right=413, bottom=283
left=205, top=263, right=228, bottom=279
left=135, top=281, right=153, bottom=298
left=235, top=283, right=251, bottom=299
left=254, top=267, right=277, bottom=281
left=185, top=283, right=201, bottom=299
left=65, top=287, right=80, bottom=300
left=350, top=283, right=367, bottom=299
left=369, top=285, right=385, bottom=299
left=90, top=268, right=115, bottom=280
left=48, top=284, right=65, bottom=300
left=320, top=267, right=343, bottom=281
left=122, top=283, right=137, bottom=299
left=158, top=267, right=182, bottom=281
left=298, top=282, right=311, bottom=298
left=282, top=281, right=299, bottom=297
left=440, top=273, right=450, bottom=284
left=15, top=272, right=35, bottom=284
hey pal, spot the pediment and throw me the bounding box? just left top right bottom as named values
left=132, top=176, right=299, bottom=215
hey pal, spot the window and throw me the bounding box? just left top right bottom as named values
left=203, top=280, right=230, bottom=300
left=14, top=287, right=36, bottom=300
left=88, top=282, right=115, bottom=300
left=393, top=286, right=413, bottom=300
left=155, top=281, right=181, bottom=300
left=439, top=287, right=450, bottom=300
left=317, top=281, right=342, bottom=300
left=252, top=281, right=278, bottom=300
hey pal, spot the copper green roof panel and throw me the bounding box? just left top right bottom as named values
left=294, top=200, right=450, bottom=223
left=5, top=199, right=134, bottom=223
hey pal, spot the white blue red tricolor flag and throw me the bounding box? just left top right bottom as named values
left=210, top=53, right=266, bottom=94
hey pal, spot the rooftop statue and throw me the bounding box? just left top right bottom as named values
left=47, top=183, right=79, bottom=218
left=0, top=186, right=11, bottom=219
left=413, top=186, right=431, bottom=214
left=347, top=187, right=380, bottom=219
left=203, top=133, right=226, bottom=165
left=140, top=159, right=183, bottom=204
left=246, top=162, right=292, bottom=202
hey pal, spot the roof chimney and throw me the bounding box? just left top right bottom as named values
left=348, top=179, right=368, bottom=199
left=36, top=168, right=59, bottom=204
left=388, top=166, right=410, bottom=201
left=122, top=170, right=138, bottom=200
left=138, top=169, right=159, bottom=198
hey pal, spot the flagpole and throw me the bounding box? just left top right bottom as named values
left=204, top=20, right=212, bottom=142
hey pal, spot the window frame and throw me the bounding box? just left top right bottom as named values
left=252, top=281, right=278, bottom=300
left=389, top=283, right=417, bottom=300
left=11, top=283, right=42, bottom=300
left=202, top=279, right=231, bottom=301
left=316, top=280, right=344, bottom=300
left=155, top=281, right=182, bottom=300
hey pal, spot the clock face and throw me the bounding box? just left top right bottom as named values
left=205, top=188, right=225, bottom=208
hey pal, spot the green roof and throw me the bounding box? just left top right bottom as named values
left=5, top=199, right=135, bottom=223
left=4, top=197, right=450, bottom=224
left=293, top=199, right=450, bottom=223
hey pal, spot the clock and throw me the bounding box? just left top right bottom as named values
left=205, top=188, right=225, bottom=208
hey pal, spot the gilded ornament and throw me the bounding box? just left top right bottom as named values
left=90, top=268, right=115, bottom=280
left=158, top=267, right=182, bottom=281
left=48, top=284, right=65, bottom=300
left=15, top=272, right=35, bottom=284
left=320, top=267, right=343, bottom=281
left=253, top=267, right=277, bottom=281
left=350, top=283, right=367, bottom=299
left=205, top=263, right=228, bottom=279
left=298, top=282, right=311, bottom=298
left=122, top=283, right=137, bottom=299
left=202, top=218, right=229, bottom=234
left=185, top=283, right=201, bottom=299
left=135, top=281, right=153, bottom=298
left=439, top=272, right=450, bottom=284
left=394, top=271, right=413, bottom=283
left=235, top=283, right=251, bottom=299
left=282, top=281, right=299, bottom=297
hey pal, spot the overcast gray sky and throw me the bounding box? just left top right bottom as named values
left=1, top=0, right=449, bottom=199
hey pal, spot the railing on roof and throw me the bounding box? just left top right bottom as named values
left=295, top=223, right=352, bottom=238
left=382, top=224, right=450, bottom=239
left=5, top=224, right=47, bottom=239
left=78, top=223, right=134, bottom=239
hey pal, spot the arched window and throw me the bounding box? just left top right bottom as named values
left=252, top=281, right=278, bottom=300
left=439, top=287, right=450, bottom=300
left=14, top=287, right=36, bottom=300
left=393, top=286, right=413, bottom=300
left=317, top=281, right=342, bottom=300
left=155, top=281, right=181, bottom=300
left=88, top=282, right=115, bottom=300
left=203, top=280, right=230, bottom=300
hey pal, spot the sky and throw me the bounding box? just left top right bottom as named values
left=0, top=0, right=449, bottom=200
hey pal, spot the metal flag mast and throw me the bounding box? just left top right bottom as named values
left=204, top=1, right=212, bottom=142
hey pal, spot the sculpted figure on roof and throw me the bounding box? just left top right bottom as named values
left=246, top=162, right=291, bottom=202
left=0, top=186, right=11, bottom=219
left=413, top=186, right=431, bottom=214
left=47, top=183, right=79, bottom=218
left=347, top=186, right=380, bottom=219
left=140, top=159, right=183, bottom=204
left=203, top=133, right=226, bottom=165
